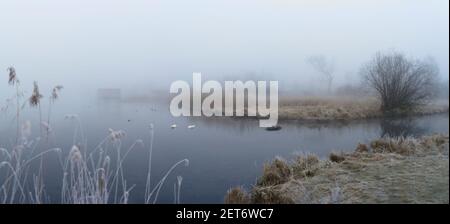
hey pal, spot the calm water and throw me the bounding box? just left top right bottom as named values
left=0, top=99, right=448, bottom=203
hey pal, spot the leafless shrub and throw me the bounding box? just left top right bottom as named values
left=360, top=51, right=439, bottom=112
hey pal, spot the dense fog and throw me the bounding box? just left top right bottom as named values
left=0, top=0, right=448, bottom=98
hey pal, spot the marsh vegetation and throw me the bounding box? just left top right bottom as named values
left=277, top=96, right=448, bottom=121
left=225, top=134, right=449, bottom=204
left=0, top=68, right=189, bottom=204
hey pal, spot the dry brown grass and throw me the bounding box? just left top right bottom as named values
left=251, top=187, right=295, bottom=204
left=277, top=96, right=448, bottom=121
left=291, top=153, right=320, bottom=179
left=224, top=183, right=295, bottom=204
left=227, top=134, right=449, bottom=204
left=355, top=143, right=369, bottom=153
left=257, top=157, right=292, bottom=187
left=329, top=152, right=346, bottom=163
left=224, top=186, right=250, bottom=204
left=278, top=96, right=381, bottom=120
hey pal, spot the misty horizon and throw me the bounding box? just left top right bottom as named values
left=0, top=0, right=448, bottom=98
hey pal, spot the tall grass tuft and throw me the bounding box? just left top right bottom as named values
left=224, top=186, right=250, bottom=204
left=329, top=152, right=345, bottom=163
left=292, top=153, right=320, bottom=178
left=258, top=157, right=291, bottom=187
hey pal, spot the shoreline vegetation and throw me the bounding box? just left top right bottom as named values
left=237, top=96, right=449, bottom=122
left=225, top=134, right=449, bottom=204
left=126, top=94, right=449, bottom=122
left=1, top=68, right=189, bottom=204
left=276, top=96, right=449, bottom=121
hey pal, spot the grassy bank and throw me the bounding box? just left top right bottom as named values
left=225, top=134, right=449, bottom=204
left=277, top=96, right=449, bottom=121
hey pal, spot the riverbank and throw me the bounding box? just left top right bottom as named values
left=277, top=97, right=449, bottom=121
left=225, top=134, right=449, bottom=204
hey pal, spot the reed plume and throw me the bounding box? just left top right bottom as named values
left=29, top=81, right=44, bottom=141
left=69, top=145, right=82, bottom=163
left=50, top=85, right=63, bottom=102
left=7, top=66, right=21, bottom=144
left=29, top=81, right=43, bottom=107
left=7, top=67, right=18, bottom=85
left=108, top=128, right=126, bottom=142
left=47, top=85, right=63, bottom=142
left=28, top=82, right=46, bottom=198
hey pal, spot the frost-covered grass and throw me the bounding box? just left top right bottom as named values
left=0, top=119, right=189, bottom=204
left=225, top=134, right=449, bottom=204
left=1, top=68, right=189, bottom=204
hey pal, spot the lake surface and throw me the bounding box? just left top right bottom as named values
left=0, top=99, right=448, bottom=203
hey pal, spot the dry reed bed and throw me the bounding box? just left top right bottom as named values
left=1, top=68, right=188, bottom=204
left=225, top=134, right=449, bottom=204
left=0, top=123, right=189, bottom=204
left=278, top=96, right=449, bottom=121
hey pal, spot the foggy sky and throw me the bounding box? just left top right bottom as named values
left=0, top=0, right=448, bottom=96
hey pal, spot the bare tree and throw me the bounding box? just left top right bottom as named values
left=307, top=55, right=335, bottom=93
left=360, top=51, right=439, bottom=112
